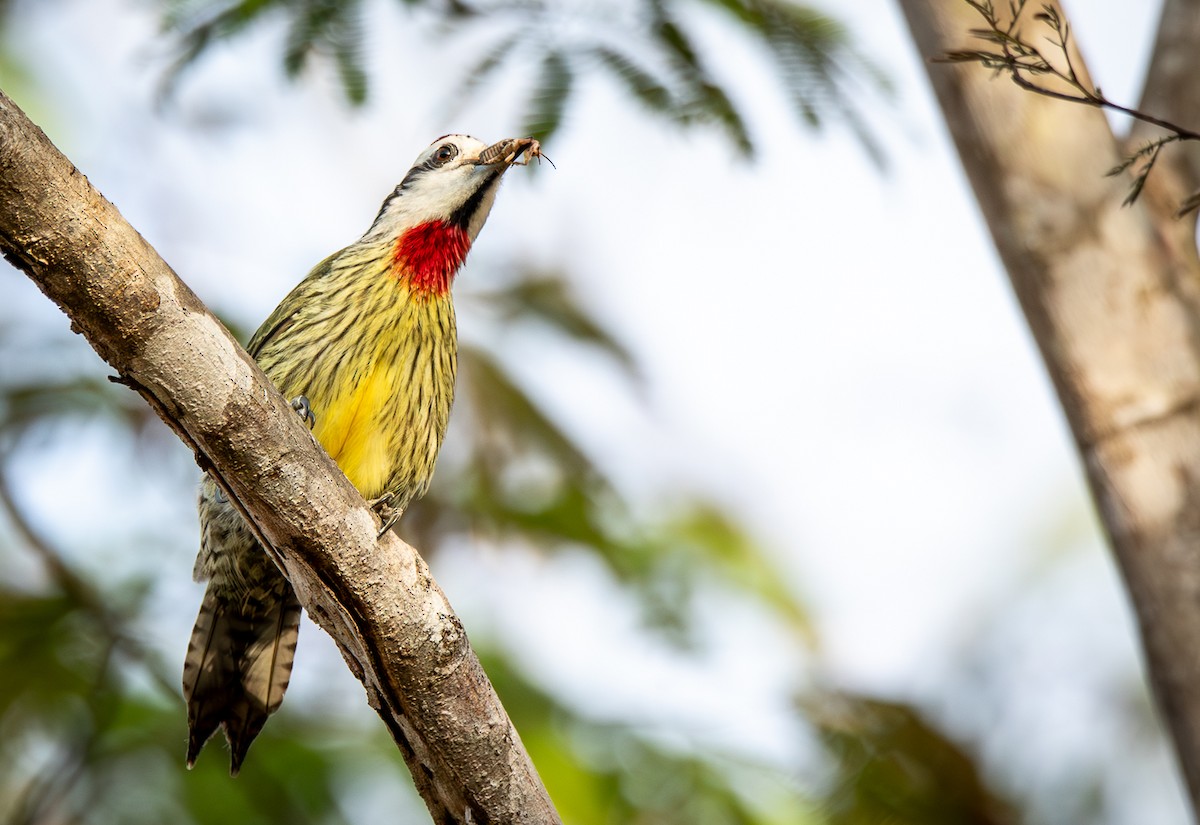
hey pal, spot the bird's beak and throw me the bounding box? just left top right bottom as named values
left=472, top=137, right=546, bottom=168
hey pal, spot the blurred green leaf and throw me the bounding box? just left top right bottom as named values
left=665, top=503, right=815, bottom=646
left=589, top=46, right=674, bottom=113
left=0, top=376, right=153, bottom=438
left=482, top=651, right=817, bottom=825
left=523, top=51, right=573, bottom=145
left=161, top=0, right=369, bottom=105
left=157, top=0, right=888, bottom=157
left=453, top=30, right=526, bottom=101
left=806, top=690, right=1016, bottom=825
left=476, top=274, right=640, bottom=381
left=282, top=0, right=367, bottom=103
left=460, top=343, right=596, bottom=477
left=650, top=9, right=755, bottom=155
left=0, top=590, right=94, bottom=719
left=159, top=0, right=287, bottom=97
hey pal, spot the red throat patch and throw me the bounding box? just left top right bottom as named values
left=392, top=221, right=472, bottom=297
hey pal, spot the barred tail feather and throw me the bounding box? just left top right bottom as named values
left=183, top=582, right=302, bottom=775
left=183, top=585, right=235, bottom=768
left=228, top=588, right=302, bottom=772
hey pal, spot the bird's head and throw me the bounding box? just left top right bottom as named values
left=361, top=135, right=541, bottom=297
left=366, top=134, right=535, bottom=244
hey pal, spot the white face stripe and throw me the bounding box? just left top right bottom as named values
left=362, top=135, right=506, bottom=244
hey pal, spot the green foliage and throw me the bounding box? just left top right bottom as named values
left=0, top=457, right=359, bottom=823
left=807, top=692, right=1015, bottom=825
left=155, top=0, right=889, bottom=158
left=483, top=652, right=818, bottom=825
left=158, top=0, right=364, bottom=102
left=525, top=51, right=573, bottom=145
left=475, top=274, right=639, bottom=378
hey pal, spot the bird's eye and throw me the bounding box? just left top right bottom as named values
left=432, top=144, right=458, bottom=166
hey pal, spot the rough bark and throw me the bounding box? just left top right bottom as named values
left=897, top=0, right=1200, bottom=817
left=0, top=87, right=561, bottom=824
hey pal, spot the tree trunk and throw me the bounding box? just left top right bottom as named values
left=897, top=0, right=1200, bottom=817
left=0, top=87, right=561, bottom=825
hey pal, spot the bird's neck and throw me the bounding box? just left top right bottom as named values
left=391, top=220, right=472, bottom=298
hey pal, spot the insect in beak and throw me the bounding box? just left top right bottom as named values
left=473, top=137, right=555, bottom=169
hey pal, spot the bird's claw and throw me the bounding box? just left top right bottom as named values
left=369, top=493, right=402, bottom=538
left=290, top=395, right=316, bottom=429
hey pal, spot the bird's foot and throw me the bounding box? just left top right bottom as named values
left=289, top=395, right=316, bottom=429
left=368, top=493, right=403, bottom=538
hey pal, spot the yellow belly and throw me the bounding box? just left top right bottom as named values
left=305, top=322, right=452, bottom=504
left=312, top=362, right=398, bottom=497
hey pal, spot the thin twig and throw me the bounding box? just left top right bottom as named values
left=939, top=1, right=1200, bottom=214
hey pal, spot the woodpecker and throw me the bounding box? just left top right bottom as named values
left=183, top=135, right=541, bottom=774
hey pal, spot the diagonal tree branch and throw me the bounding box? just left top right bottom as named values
left=0, top=86, right=561, bottom=825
